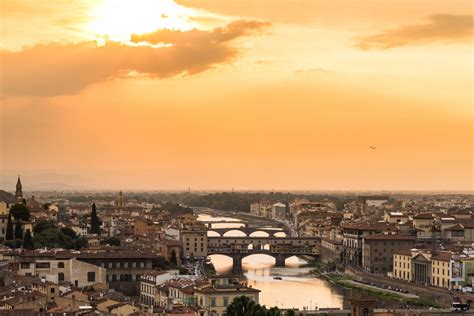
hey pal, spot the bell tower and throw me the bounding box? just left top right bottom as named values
left=15, top=175, right=23, bottom=203
left=116, top=191, right=125, bottom=209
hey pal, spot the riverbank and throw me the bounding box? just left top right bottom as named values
left=310, top=263, right=441, bottom=309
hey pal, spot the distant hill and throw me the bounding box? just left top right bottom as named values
left=0, top=190, right=15, bottom=204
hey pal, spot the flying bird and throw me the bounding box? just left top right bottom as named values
left=369, top=146, right=377, bottom=150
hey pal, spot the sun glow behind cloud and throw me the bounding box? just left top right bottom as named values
left=87, top=0, right=200, bottom=42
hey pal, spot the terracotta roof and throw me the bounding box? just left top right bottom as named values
left=458, top=219, right=474, bottom=228
left=393, top=249, right=413, bottom=256
left=445, top=224, right=464, bottom=231
left=413, top=213, right=435, bottom=219
left=431, top=251, right=453, bottom=262
left=364, top=233, right=416, bottom=241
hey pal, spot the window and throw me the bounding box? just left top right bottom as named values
left=223, top=297, right=229, bottom=306
left=87, top=272, right=96, bottom=282
left=211, top=297, right=216, bottom=307
left=58, top=273, right=65, bottom=282
left=20, top=262, right=30, bottom=269
left=57, top=262, right=65, bottom=269
left=36, top=262, right=51, bottom=269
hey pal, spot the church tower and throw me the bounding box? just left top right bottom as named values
left=15, top=175, right=23, bottom=203
left=116, top=191, right=125, bottom=209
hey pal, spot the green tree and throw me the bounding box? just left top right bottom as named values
left=170, top=250, right=178, bottom=265
left=90, top=203, right=101, bottom=235
left=100, top=237, right=120, bottom=246
left=74, top=236, right=88, bottom=249
left=33, top=220, right=57, bottom=234
left=23, top=229, right=34, bottom=250
left=5, top=239, right=23, bottom=249
left=60, top=227, right=77, bottom=239
left=10, top=203, right=30, bottom=221
left=5, top=213, right=14, bottom=240
left=285, top=310, right=295, bottom=316
left=14, top=220, right=23, bottom=240
left=226, top=296, right=266, bottom=316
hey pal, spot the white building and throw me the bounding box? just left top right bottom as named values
left=272, top=203, right=286, bottom=220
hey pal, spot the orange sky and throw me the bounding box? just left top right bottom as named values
left=0, top=0, right=473, bottom=191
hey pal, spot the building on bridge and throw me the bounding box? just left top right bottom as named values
left=207, top=236, right=320, bottom=272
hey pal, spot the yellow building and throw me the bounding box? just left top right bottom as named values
left=194, top=277, right=260, bottom=316
left=393, top=249, right=412, bottom=281
left=431, top=252, right=452, bottom=289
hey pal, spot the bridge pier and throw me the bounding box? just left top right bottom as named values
left=232, top=255, right=243, bottom=274
left=275, top=254, right=286, bottom=268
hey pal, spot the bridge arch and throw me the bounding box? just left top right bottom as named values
left=248, top=231, right=270, bottom=237
left=273, top=231, right=286, bottom=237
left=222, top=229, right=247, bottom=237
left=207, top=230, right=221, bottom=237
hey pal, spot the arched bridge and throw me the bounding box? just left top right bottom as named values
left=207, top=236, right=320, bottom=272
left=207, top=227, right=288, bottom=237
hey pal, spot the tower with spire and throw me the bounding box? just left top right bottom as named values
left=15, top=175, right=23, bottom=203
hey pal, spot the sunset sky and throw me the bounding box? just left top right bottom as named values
left=0, top=0, right=473, bottom=191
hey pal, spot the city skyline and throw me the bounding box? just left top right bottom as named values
left=1, top=0, right=473, bottom=191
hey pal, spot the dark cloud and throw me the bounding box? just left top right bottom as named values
left=355, top=14, right=473, bottom=50
left=0, top=20, right=270, bottom=97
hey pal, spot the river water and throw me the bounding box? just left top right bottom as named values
left=197, top=214, right=346, bottom=310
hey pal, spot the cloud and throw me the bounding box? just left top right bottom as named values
left=131, top=19, right=270, bottom=45
left=355, top=14, right=474, bottom=50
left=0, top=20, right=270, bottom=98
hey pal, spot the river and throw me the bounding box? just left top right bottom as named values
left=197, top=213, right=346, bottom=310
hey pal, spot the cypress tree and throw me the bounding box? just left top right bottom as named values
left=23, top=229, right=34, bottom=250
left=5, top=213, right=14, bottom=240
left=90, top=203, right=101, bottom=235
left=14, top=220, right=23, bottom=240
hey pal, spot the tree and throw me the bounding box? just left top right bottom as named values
left=61, top=227, right=77, bottom=239
left=74, top=236, right=88, bottom=249
left=5, top=213, right=14, bottom=241
left=23, top=229, right=34, bottom=250
left=170, top=250, right=178, bottom=265
left=33, top=220, right=57, bottom=234
left=10, top=203, right=30, bottom=221
left=5, top=239, right=23, bottom=249
left=226, top=296, right=266, bottom=316
left=90, top=203, right=101, bottom=235
left=14, top=220, right=23, bottom=240
left=100, top=237, right=121, bottom=246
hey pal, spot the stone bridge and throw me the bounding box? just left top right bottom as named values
left=207, top=236, right=320, bottom=272
left=208, top=227, right=288, bottom=237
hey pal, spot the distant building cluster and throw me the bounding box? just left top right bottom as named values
left=0, top=176, right=472, bottom=314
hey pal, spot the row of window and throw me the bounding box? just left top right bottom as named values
left=99, top=261, right=146, bottom=269
left=21, top=262, right=66, bottom=269
left=106, top=273, right=139, bottom=282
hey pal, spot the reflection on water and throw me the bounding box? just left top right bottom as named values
left=209, top=254, right=345, bottom=310
left=198, top=213, right=344, bottom=310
